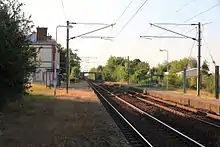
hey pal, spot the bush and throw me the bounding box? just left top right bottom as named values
left=0, top=0, right=37, bottom=109
left=187, top=77, right=197, bottom=89
left=202, top=75, right=214, bottom=93
left=70, top=67, right=80, bottom=83
left=165, top=72, right=182, bottom=88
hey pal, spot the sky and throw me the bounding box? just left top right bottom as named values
left=20, top=0, right=220, bottom=72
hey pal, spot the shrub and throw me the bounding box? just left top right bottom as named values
left=0, top=0, right=37, bottom=109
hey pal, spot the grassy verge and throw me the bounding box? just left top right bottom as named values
left=29, top=83, right=53, bottom=95
left=0, top=83, right=129, bottom=147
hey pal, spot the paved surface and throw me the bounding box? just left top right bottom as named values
left=0, top=81, right=130, bottom=147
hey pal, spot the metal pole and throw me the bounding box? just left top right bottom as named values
left=127, top=56, right=130, bottom=84
left=150, top=70, right=153, bottom=88
left=183, top=67, right=186, bottom=93
left=56, top=26, right=58, bottom=43
left=66, top=21, right=70, bottom=93
left=215, top=66, right=219, bottom=99
left=166, top=50, right=169, bottom=90
left=197, top=22, right=201, bottom=96
left=53, top=44, right=57, bottom=97
left=54, top=26, right=59, bottom=97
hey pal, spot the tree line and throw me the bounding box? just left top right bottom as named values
left=89, top=56, right=214, bottom=93
left=89, top=56, right=150, bottom=84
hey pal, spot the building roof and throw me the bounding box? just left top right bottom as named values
left=28, top=32, right=56, bottom=45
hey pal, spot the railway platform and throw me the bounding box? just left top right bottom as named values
left=132, top=86, right=220, bottom=115
left=0, top=81, right=130, bottom=147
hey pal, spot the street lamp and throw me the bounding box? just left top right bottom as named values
left=160, top=49, right=169, bottom=90
left=56, top=25, right=73, bottom=42
left=53, top=25, right=73, bottom=97
left=140, top=36, right=152, bottom=40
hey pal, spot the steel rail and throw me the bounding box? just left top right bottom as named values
left=96, top=83, right=205, bottom=147
left=132, top=91, right=220, bottom=128
left=127, top=89, right=220, bottom=128
left=89, top=82, right=154, bottom=147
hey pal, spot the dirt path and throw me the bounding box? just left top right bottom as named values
left=0, top=82, right=130, bottom=147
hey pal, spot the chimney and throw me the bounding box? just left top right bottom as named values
left=37, top=27, right=48, bottom=41
left=47, top=35, right=52, bottom=40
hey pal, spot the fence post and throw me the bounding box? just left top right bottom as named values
left=150, top=70, right=153, bottom=88
left=183, top=67, right=187, bottom=93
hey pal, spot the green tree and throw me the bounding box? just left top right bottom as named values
left=166, top=72, right=182, bottom=88
left=115, top=65, right=127, bottom=82
left=97, top=65, right=104, bottom=72
left=187, top=77, right=197, bottom=89
left=202, top=60, right=209, bottom=75
left=202, top=75, right=214, bottom=93
left=70, top=66, right=80, bottom=82
left=88, top=67, right=97, bottom=80
left=90, top=56, right=150, bottom=84
left=130, top=62, right=150, bottom=85
left=130, top=59, right=141, bottom=74
left=102, top=66, right=113, bottom=81
left=152, top=57, right=197, bottom=88
left=0, top=0, right=37, bottom=108
left=59, top=49, right=81, bottom=81
left=169, top=58, right=197, bottom=73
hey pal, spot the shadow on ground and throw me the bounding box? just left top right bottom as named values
left=60, top=81, right=91, bottom=90
left=0, top=95, right=129, bottom=147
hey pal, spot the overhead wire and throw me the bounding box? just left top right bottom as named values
left=184, top=26, right=197, bottom=34
left=60, top=0, right=67, bottom=21
left=175, top=0, right=197, bottom=13
left=115, top=1, right=133, bottom=23
left=186, top=30, right=198, bottom=68
left=142, top=0, right=196, bottom=38
left=184, top=3, right=220, bottom=23
left=160, top=2, right=220, bottom=36
left=201, top=26, right=216, bottom=66
left=115, top=0, right=149, bottom=38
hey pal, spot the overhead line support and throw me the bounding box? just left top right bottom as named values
left=146, top=22, right=201, bottom=96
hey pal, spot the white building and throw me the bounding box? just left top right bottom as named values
left=177, top=68, right=197, bottom=77
left=29, top=27, right=60, bottom=86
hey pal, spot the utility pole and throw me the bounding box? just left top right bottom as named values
left=150, top=70, right=153, bottom=88
left=142, top=22, right=202, bottom=96
left=197, top=22, right=201, bottom=96
left=53, top=44, right=57, bottom=97
left=127, top=56, right=130, bottom=84
left=66, top=21, right=70, bottom=93
left=166, top=51, right=169, bottom=91
left=65, top=22, right=115, bottom=93
left=215, top=66, right=219, bottom=99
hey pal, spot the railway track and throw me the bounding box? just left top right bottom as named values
left=99, top=83, right=220, bottom=146
left=128, top=90, right=220, bottom=129
left=104, top=84, right=220, bottom=129
left=88, top=82, right=152, bottom=147
left=128, top=86, right=220, bottom=121
left=89, top=81, right=210, bottom=147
